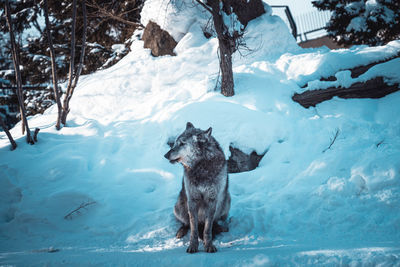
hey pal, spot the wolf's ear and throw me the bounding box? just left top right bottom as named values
left=186, top=122, right=194, bottom=130
left=205, top=127, right=212, bottom=137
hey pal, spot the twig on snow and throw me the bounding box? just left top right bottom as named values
left=322, top=128, right=340, bottom=153
left=376, top=139, right=384, bottom=148
left=64, top=201, right=96, bottom=220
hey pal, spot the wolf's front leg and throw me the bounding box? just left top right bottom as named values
left=187, top=200, right=199, bottom=253
left=203, top=200, right=217, bottom=253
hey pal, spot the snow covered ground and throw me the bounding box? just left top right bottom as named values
left=1, top=2, right=400, bottom=266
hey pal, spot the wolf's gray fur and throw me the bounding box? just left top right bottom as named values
left=164, top=122, right=230, bottom=253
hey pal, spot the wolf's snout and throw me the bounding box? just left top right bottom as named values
left=165, top=149, right=179, bottom=164
left=164, top=150, right=171, bottom=160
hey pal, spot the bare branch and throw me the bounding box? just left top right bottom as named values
left=193, top=0, right=213, bottom=14
left=60, top=0, right=78, bottom=126
left=64, top=201, right=96, bottom=220
left=4, top=0, right=34, bottom=144
left=322, top=128, right=340, bottom=153
left=86, top=1, right=143, bottom=28
left=376, top=139, right=384, bottom=148
left=32, top=18, right=43, bottom=35
left=119, top=6, right=141, bottom=17
left=70, top=0, right=87, bottom=93
left=65, top=0, right=77, bottom=99
left=0, top=115, right=17, bottom=150
left=44, top=0, right=63, bottom=130
left=33, top=128, right=40, bottom=142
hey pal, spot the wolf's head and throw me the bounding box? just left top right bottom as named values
left=164, top=122, right=214, bottom=168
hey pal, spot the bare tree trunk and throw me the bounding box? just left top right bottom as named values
left=61, top=0, right=87, bottom=126
left=213, top=9, right=235, bottom=96
left=43, top=0, right=63, bottom=130
left=4, top=0, right=34, bottom=144
left=197, top=0, right=235, bottom=97
left=0, top=116, right=17, bottom=150
left=70, top=0, right=87, bottom=95
left=61, top=0, right=77, bottom=126
left=218, top=42, right=235, bottom=97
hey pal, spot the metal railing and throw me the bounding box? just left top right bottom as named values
left=271, top=6, right=331, bottom=43
left=295, top=10, right=331, bottom=42
left=271, top=5, right=298, bottom=39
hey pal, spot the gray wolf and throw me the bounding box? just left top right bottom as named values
left=164, top=122, right=231, bottom=253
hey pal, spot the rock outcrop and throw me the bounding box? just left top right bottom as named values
left=142, top=21, right=177, bottom=57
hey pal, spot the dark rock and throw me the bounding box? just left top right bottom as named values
left=142, top=21, right=177, bottom=57
left=224, top=0, right=266, bottom=26
left=227, top=145, right=266, bottom=173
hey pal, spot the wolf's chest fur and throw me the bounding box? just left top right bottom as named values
left=184, top=157, right=226, bottom=195
left=183, top=162, right=227, bottom=222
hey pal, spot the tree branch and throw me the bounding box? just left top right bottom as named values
left=322, top=128, right=340, bottom=153
left=33, top=127, right=40, bottom=142
left=86, top=1, right=143, bottom=28
left=60, top=0, right=77, bottom=126
left=65, top=0, right=77, bottom=99
left=64, top=201, right=96, bottom=220
left=44, top=0, right=63, bottom=130
left=0, top=115, right=17, bottom=150
left=193, top=0, right=213, bottom=14
left=4, top=0, right=34, bottom=144
left=69, top=0, right=87, bottom=98
left=60, top=0, right=88, bottom=126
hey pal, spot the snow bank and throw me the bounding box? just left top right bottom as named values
left=1, top=1, right=400, bottom=266
left=234, top=6, right=301, bottom=63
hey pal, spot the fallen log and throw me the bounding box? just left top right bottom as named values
left=293, top=77, right=400, bottom=108
left=304, top=53, right=400, bottom=86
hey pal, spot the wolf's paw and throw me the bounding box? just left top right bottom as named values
left=176, top=225, right=189, bottom=239
left=205, top=244, right=217, bottom=253
left=186, top=243, right=198, bottom=253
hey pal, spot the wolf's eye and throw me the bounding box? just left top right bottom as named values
left=178, top=140, right=185, bottom=146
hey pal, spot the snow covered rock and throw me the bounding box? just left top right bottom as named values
left=140, top=0, right=209, bottom=42
left=142, top=21, right=178, bottom=57
left=227, top=146, right=266, bottom=173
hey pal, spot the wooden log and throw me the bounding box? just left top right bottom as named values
left=293, top=77, right=400, bottom=108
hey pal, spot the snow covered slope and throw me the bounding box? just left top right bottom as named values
left=1, top=3, right=400, bottom=266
